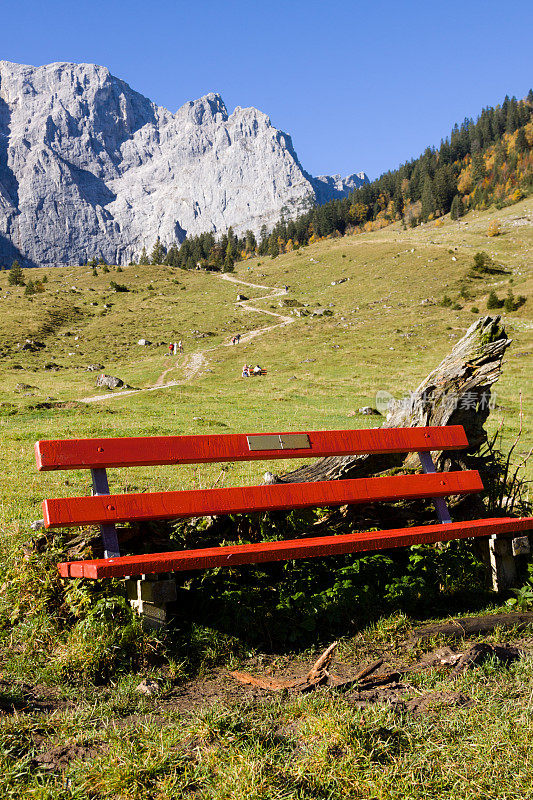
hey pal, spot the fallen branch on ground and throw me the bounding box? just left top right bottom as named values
left=408, top=611, right=533, bottom=642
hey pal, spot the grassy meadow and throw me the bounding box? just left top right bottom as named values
left=0, top=198, right=532, bottom=797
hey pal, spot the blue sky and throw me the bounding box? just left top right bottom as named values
left=1, top=0, right=532, bottom=180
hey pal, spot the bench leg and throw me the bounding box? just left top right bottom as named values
left=478, top=535, right=530, bottom=592
left=126, top=574, right=177, bottom=630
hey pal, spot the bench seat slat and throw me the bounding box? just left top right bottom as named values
left=58, top=516, right=533, bottom=578
left=36, top=425, right=469, bottom=471
left=44, top=471, right=483, bottom=528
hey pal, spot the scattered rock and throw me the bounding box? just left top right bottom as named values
left=331, top=278, right=348, bottom=285
left=85, top=364, right=104, bottom=371
left=137, top=339, right=151, bottom=346
left=135, top=679, right=160, bottom=697
left=358, top=407, right=381, bottom=415
left=433, top=647, right=462, bottom=666
left=14, top=383, right=37, bottom=393
left=44, top=363, right=61, bottom=370
left=21, top=339, right=45, bottom=352
left=236, top=294, right=248, bottom=302
left=312, top=308, right=334, bottom=317
left=279, top=298, right=302, bottom=307
left=96, top=374, right=124, bottom=390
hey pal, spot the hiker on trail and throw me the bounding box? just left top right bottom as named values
left=242, top=364, right=250, bottom=377
left=173, top=342, right=178, bottom=355
left=178, top=340, right=183, bottom=353
left=236, top=333, right=241, bottom=344
left=168, top=343, right=173, bottom=356
left=253, top=364, right=262, bottom=375
left=231, top=336, right=236, bottom=345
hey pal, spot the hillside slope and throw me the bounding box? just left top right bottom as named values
left=0, top=197, right=530, bottom=524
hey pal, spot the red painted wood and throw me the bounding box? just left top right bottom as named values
left=58, top=516, right=533, bottom=578
left=43, top=471, right=483, bottom=528
left=35, top=426, right=469, bottom=471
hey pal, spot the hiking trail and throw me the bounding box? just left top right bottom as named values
left=79, top=273, right=293, bottom=403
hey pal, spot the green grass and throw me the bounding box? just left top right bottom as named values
left=1, top=634, right=533, bottom=798
left=0, top=199, right=532, bottom=797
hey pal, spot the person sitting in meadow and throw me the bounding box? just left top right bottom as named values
left=242, top=364, right=250, bottom=377
left=253, top=364, right=262, bottom=375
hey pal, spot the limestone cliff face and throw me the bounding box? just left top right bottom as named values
left=0, top=61, right=367, bottom=266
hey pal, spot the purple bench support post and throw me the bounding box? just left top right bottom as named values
left=91, top=468, right=121, bottom=558
left=417, top=451, right=452, bottom=524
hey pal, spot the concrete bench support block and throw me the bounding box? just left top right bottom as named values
left=126, top=575, right=177, bottom=629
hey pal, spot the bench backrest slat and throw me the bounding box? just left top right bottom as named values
left=36, top=425, right=469, bottom=471
left=43, top=470, right=483, bottom=528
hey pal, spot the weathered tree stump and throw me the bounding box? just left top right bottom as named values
left=271, top=316, right=510, bottom=484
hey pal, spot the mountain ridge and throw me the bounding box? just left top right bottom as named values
left=0, top=60, right=367, bottom=266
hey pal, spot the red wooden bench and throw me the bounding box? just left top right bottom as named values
left=35, top=425, right=533, bottom=624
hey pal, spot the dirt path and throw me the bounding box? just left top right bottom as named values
left=183, top=352, right=208, bottom=380
left=79, top=273, right=293, bottom=403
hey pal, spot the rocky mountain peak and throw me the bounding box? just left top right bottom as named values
left=0, top=61, right=366, bottom=267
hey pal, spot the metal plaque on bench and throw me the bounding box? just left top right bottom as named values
left=247, top=433, right=310, bottom=451
left=279, top=434, right=311, bottom=450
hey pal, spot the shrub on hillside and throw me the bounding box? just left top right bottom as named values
left=473, top=251, right=493, bottom=273
left=487, top=291, right=504, bottom=309
left=503, top=290, right=527, bottom=312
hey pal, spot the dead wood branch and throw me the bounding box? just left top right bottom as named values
left=272, top=316, right=510, bottom=484
left=306, top=641, right=337, bottom=683
left=408, top=611, right=533, bottom=642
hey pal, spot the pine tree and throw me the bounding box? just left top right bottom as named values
left=223, top=254, right=235, bottom=272
left=268, top=235, right=279, bottom=259
left=515, top=127, right=528, bottom=152
left=450, top=195, right=463, bottom=220
left=164, top=245, right=179, bottom=266
left=138, top=246, right=150, bottom=266
left=150, top=237, right=166, bottom=265
left=421, top=176, right=436, bottom=221
left=8, top=260, right=24, bottom=286
left=245, top=230, right=257, bottom=252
